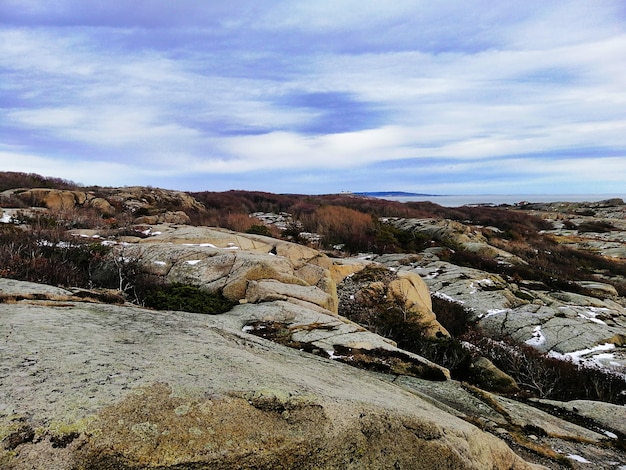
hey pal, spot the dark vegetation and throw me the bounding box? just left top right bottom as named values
left=0, top=224, right=111, bottom=289
left=468, top=333, right=626, bottom=404
left=0, top=171, right=79, bottom=192
left=133, top=282, right=236, bottom=314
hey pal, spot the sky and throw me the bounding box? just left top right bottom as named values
left=1, top=1, right=625, bottom=195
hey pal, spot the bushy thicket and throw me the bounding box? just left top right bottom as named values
left=0, top=171, right=80, bottom=192
left=0, top=224, right=110, bottom=288
left=466, top=331, right=626, bottom=404
left=132, top=280, right=236, bottom=314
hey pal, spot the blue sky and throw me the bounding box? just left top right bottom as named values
left=1, top=1, right=625, bottom=194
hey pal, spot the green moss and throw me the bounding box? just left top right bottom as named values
left=513, top=290, right=535, bottom=301
left=140, top=283, right=236, bottom=314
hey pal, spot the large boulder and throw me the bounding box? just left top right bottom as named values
left=14, top=188, right=83, bottom=211
left=110, top=225, right=338, bottom=313
left=338, top=264, right=449, bottom=339
left=0, top=288, right=544, bottom=470
left=12, top=188, right=115, bottom=215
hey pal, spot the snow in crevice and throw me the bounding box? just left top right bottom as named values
left=525, top=325, right=546, bottom=347
left=567, top=454, right=591, bottom=464
left=424, top=271, right=441, bottom=280
left=481, top=308, right=509, bottom=319
left=577, top=307, right=609, bottom=325
left=432, top=291, right=464, bottom=304
left=548, top=343, right=617, bottom=368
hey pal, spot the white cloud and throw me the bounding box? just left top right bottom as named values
left=1, top=1, right=625, bottom=193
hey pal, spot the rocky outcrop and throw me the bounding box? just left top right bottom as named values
left=372, top=255, right=626, bottom=374
left=387, top=218, right=525, bottom=263
left=111, top=224, right=338, bottom=312
left=5, top=186, right=206, bottom=224
left=100, top=225, right=449, bottom=379
left=520, top=199, right=626, bottom=260
left=0, top=281, right=545, bottom=470
left=105, top=186, right=204, bottom=213
left=10, top=188, right=115, bottom=215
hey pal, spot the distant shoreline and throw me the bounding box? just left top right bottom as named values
left=358, top=193, right=626, bottom=207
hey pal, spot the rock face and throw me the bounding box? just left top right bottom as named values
left=5, top=186, right=206, bottom=224
left=398, top=257, right=626, bottom=373
left=367, top=219, right=626, bottom=374
left=1, top=283, right=543, bottom=470
left=105, top=224, right=448, bottom=379
left=114, top=225, right=338, bottom=313
left=10, top=188, right=115, bottom=215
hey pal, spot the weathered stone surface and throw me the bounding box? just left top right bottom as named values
left=0, top=290, right=542, bottom=470
left=245, top=279, right=336, bottom=312
left=388, top=218, right=524, bottom=263
left=88, top=196, right=115, bottom=214
left=534, top=399, right=626, bottom=436
left=387, top=271, right=448, bottom=337
left=228, top=300, right=449, bottom=379
left=110, top=226, right=339, bottom=313
left=105, top=186, right=205, bottom=213
left=387, top=259, right=626, bottom=373
left=15, top=188, right=81, bottom=211
left=470, top=357, right=520, bottom=394
left=575, top=281, right=619, bottom=299
left=329, top=257, right=372, bottom=283
left=134, top=210, right=191, bottom=225
left=390, top=376, right=626, bottom=469
left=0, top=277, right=73, bottom=297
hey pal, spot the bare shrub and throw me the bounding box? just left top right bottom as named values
left=465, top=331, right=626, bottom=403
left=0, top=225, right=111, bottom=288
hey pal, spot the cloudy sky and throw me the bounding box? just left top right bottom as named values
left=1, top=1, right=625, bottom=195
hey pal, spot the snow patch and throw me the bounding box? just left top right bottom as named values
left=577, top=308, right=608, bottom=325
left=567, top=454, right=591, bottom=463
left=185, top=260, right=201, bottom=265
left=326, top=350, right=344, bottom=360
left=183, top=243, right=217, bottom=248
left=481, top=309, right=509, bottom=319
left=432, top=291, right=463, bottom=304
left=525, top=325, right=546, bottom=347
left=603, top=430, right=618, bottom=439
left=548, top=343, right=616, bottom=366
left=153, top=261, right=167, bottom=266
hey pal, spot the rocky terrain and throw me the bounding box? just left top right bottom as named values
left=1, top=179, right=625, bottom=468
left=378, top=202, right=626, bottom=376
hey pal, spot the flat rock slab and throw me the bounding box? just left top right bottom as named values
left=0, top=278, right=72, bottom=297
left=0, top=297, right=541, bottom=469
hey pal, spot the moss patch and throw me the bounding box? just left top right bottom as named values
left=140, top=283, right=237, bottom=314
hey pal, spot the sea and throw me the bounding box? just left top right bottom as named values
left=379, top=194, right=626, bottom=207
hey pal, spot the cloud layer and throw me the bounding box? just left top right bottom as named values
left=1, top=1, right=625, bottom=194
